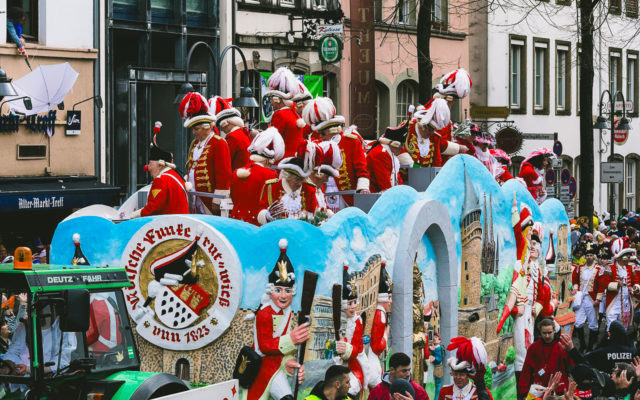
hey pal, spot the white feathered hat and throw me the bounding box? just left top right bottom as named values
left=434, top=68, right=472, bottom=99
left=265, top=67, right=306, bottom=99
left=302, top=97, right=346, bottom=132
left=611, top=237, right=636, bottom=260
left=315, top=141, right=343, bottom=177
left=208, top=96, right=243, bottom=129
left=292, top=81, right=313, bottom=103
left=415, top=98, right=450, bottom=131
left=278, top=140, right=321, bottom=178
left=178, top=92, right=216, bottom=128
left=446, top=336, right=487, bottom=374
left=247, top=127, right=285, bottom=162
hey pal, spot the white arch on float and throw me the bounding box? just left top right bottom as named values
left=391, top=198, right=458, bottom=385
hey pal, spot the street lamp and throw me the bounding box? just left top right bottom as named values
left=0, top=96, right=32, bottom=114
left=72, top=94, right=103, bottom=110
left=180, top=41, right=259, bottom=108
left=594, top=89, right=631, bottom=220
left=0, top=67, right=18, bottom=101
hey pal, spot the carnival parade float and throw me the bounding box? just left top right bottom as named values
left=49, top=154, right=571, bottom=399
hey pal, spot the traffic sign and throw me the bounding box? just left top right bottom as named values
left=561, top=169, right=571, bottom=184
left=470, top=106, right=509, bottom=119
left=560, top=185, right=570, bottom=195
left=553, top=140, right=563, bottom=157
left=318, top=35, right=342, bottom=64
left=545, top=169, right=556, bottom=185
left=603, top=101, right=634, bottom=112
left=601, top=162, right=624, bottom=183
left=547, top=186, right=556, bottom=197
left=614, top=118, right=630, bottom=145
left=569, top=177, right=577, bottom=199
left=560, top=194, right=571, bottom=204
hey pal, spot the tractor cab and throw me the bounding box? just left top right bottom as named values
left=0, top=249, right=188, bottom=400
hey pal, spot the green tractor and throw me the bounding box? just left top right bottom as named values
left=0, top=259, right=189, bottom=400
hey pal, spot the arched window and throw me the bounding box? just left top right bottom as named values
left=175, top=358, right=190, bottom=381
left=396, top=80, right=417, bottom=125
left=375, top=81, right=390, bottom=136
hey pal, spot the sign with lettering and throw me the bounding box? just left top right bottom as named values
left=614, top=118, right=629, bottom=145
left=18, top=196, right=65, bottom=209
left=26, top=269, right=129, bottom=290
left=349, top=1, right=376, bottom=139
left=469, top=106, right=509, bottom=119
left=66, top=111, right=81, bottom=135
left=121, top=217, right=242, bottom=350
left=317, top=24, right=344, bottom=36
left=318, top=35, right=342, bottom=64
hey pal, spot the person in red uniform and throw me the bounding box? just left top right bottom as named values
left=403, top=98, right=467, bottom=168
left=293, top=85, right=314, bottom=140
left=433, top=68, right=472, bottom=164
left=595, top=237, right=640, bottom=329
left=366, top=121, right=408, bottom=193
left=336, top=263, right=367, bottom=397
left=180, top=92, right=232, bottom=215
left=518, top=318, right=572, bottom=398
left=518, top=148, right=555, bottom=204
left=307, top=141, right=342, bottom=217
left=244, top=239, right=309, bottom=400
left=571, top=243, right=601, bottom=351
left=209, top=96, right=252, bottom=171
left=266, top=67, right=307, bottom=157
left=257, top=141, right=320, bottom=225
left=367, top=260, right=392, bottom=389
left=302, top=97, right=370, bottom=206
left=87, top=293, right=122, bottom=353
left=489, top=148, right=515, bottom=185
left=438, top=336, right=490, bottom=400
left=230, top=127, right=284, bottom=225
left=130, top=121, right=189, bottom=218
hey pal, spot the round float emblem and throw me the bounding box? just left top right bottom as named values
left=121, top=217, right=242, bottom=350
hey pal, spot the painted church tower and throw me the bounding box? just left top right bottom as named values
left=459, top=169, right=482, bottom=309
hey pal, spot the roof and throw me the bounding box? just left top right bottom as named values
left=461, top=168, right=480, bottom=217
left=0, top=263, right=131, bottom=292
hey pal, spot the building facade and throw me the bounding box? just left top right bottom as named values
left=0, top=0, right=116, bottom=247
left=472, top=0, right=640, bottom=216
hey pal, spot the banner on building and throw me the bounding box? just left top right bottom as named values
left=259, top=72, right=323, bottom=123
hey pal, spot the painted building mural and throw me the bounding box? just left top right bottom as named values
left=50, top=155, right=571, bottom=398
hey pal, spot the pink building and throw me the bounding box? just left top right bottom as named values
left=339, top=1, right=470, bottom=136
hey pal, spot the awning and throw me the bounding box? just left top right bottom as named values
left=0, top=177, right=120, bottom=212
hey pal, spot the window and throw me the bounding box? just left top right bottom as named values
left=509, top=36, right=526, bottom=113
left=610, top=50, right=622, bottom=96
left=397, top=0, right=416, bottom=25
left=628, top=0, right=639, bottom=17
left=375, top=81, right=390, bottom=136
left=175, top=358, right=190, bottom=380
left=313, top=0, right=327, bottom=9
left=610, top=0, right=622, bottom=14
left=626, top=158, right=636, bottom=210
left=375, top=1, right=383, bottom=21
left=533, top=39, right=550, bottom=114
left=7, top=0, right=38, bottom=40
left=432, top=0, right=449, bottom=30
left=627, top=51, right=639, bottom=116
left=396, top=80, right=416, bottom=125
left=280, top=0, right=295, bottom=6
left=556, top=42, right=571, bottom=115
left=313, top=71, right=338, bottom=108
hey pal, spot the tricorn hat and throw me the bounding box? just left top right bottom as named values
left=268, top=239, right=296, bottom=287
left=179, top=92, right=215, bottom=128
left=378, top=259, right=392, bottom=302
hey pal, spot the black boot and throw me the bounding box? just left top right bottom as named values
left=588, top=329, right=599, bottom=351
left=575, top=327, right=586, bottom=351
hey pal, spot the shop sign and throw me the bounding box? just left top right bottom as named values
left=318, top=34, right=342, bottom=64
left=121, top=217, right=242, bottom=350
left=317, top=24, right=343, bottom=36
left=66, top=111, right=81, bottom=135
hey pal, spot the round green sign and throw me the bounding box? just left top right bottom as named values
left=318, top=35, right=342, bottom=64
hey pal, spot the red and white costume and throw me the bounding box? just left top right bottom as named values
left=310, top=141, right=343, bottom=216
left=265, top=67, right=307, bottom=158
left=519, top=162, right=546, bottom=203
left=230, top=128, right=284, bottom=225
left=247, top=298, right=296, bottom=400
left=572, top=260, right=600, bottom=330
left=186, top=132, right=232, bottom=214
left=208, top=96, right=252, bottom=171
left=302, top=97, right=370, bottom=205
left=596, top=238, right=640, bottom=328
left=224, top=127, right=252, bottom=171
left=140, top=168, right=189, bottom=217
left=440, top=336, right=487, bottom=400
left=257, top=179, right=318, bottom=224
left=367, top=144, right=401, bottom=193
left=366, top=262, right=391, bottom=388
left=438, top=383, right=479, bottom=400
left=87, top=293, right=122, bottom=352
